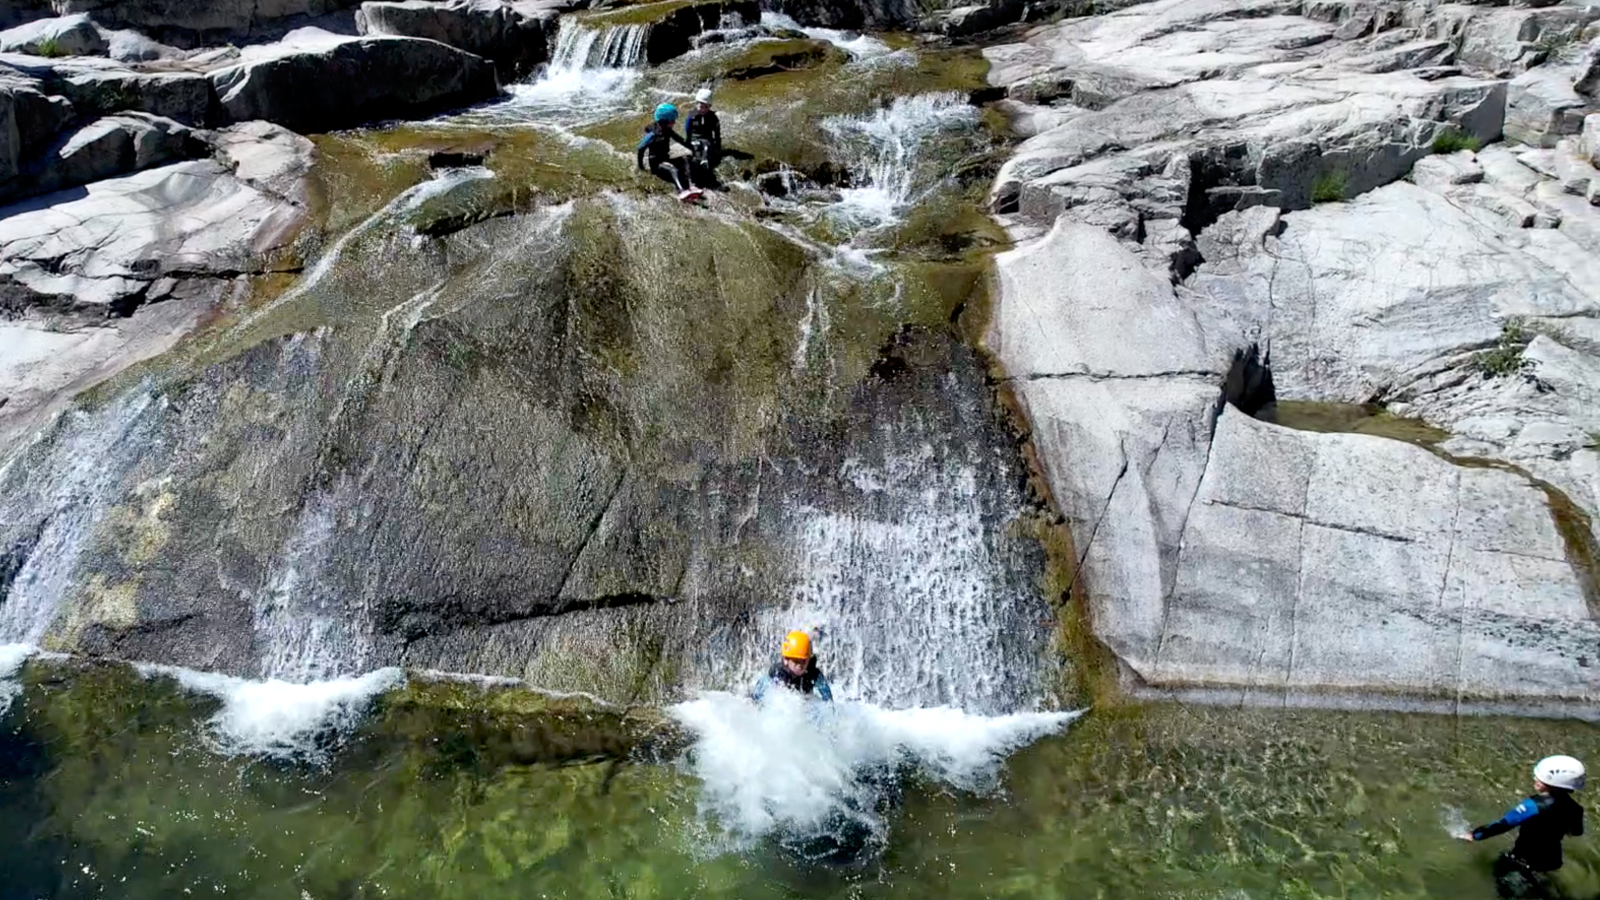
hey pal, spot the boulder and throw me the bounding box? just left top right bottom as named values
left=49, top=0, right=366, bottom=48
left=101, top=28, right=185, bottom=62
left=356, top=0, right=555, bottom=81
left=1410, top=149, right=1484, bottom=188
left=1585, top=114, right=1600, bottom=168
left=0, top=121, right=312, bottom=316
left=208, top=29, right=500, bottom=133
left=0, top=12, right=106, bottom=56
left=1150, top=407, right=1600, bottom=708
left=1552, top=138, right=1600, bottom=198
left=1456, top=7, right=1598, bottom=75
left=0, top=72, right=74, bottom=187
left=938, top=0, right=1025, bottom=37
left=43, top=111, right=205, bottom=192
left=1506, top=66, right=1590, bottom=147
left=58, top=68, right=215, bottom=125
left=1572, top=37, right=1597, bottom=95
left=766, top=0, right=931, bottom=29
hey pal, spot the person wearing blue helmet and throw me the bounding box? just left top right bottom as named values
left=637, top=102, right=694, bottom=194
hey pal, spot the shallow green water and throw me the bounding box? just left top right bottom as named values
left=3, top=662, right=1597, bottom=900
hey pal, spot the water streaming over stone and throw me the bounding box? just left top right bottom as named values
left=821, top=92, right=977, bottom=228
left=0, top=8, right=1053, bottom=790
left=0, top=389, right=161, bottom=645
left=548, top=20, right=651, bottom=72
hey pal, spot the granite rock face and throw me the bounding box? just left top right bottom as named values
left=986, top=0, right=1600, bottom=713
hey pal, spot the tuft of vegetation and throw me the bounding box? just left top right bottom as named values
left=1474, top=318, right=1534, bottom=379
left=1432, top=129, right=1483, bottom=154
left=1310, top=169, right=1347, bottom=204
left=33, top=36, right=66, bottom=58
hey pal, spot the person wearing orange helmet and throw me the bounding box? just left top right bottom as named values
left=750, top=630, right=833, bottom=702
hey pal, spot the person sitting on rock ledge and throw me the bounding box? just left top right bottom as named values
left=636, top=103, right=695, bottom=196
left=750, top=630, right=833, bottom=703
left=1457, top=755, right=1586, bottom=899
left=685, top=88, right=723, bottom=182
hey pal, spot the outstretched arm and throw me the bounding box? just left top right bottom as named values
left=749, top=676, right=769, bottom=702
left=1463, top=799, right=1542, bottom=841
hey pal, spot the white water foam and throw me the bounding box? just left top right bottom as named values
left=0, top=642, right=34, bottom=718
left=760, top=12, right=893, bottom=60
left=138, top=664, right=404, bottom=763
left=821, top=92, right=977, bottom=229
left=672, top=690, right=1080, bottom=853
left=1440, top=804, right=1472, bottom=838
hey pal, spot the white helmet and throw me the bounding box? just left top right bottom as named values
left=1534, top=755, right=1586, bottom=791
left=694, top=88, right=712, bottom=104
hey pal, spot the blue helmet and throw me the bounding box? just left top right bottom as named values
left=653, top=103, right=678, bottom=123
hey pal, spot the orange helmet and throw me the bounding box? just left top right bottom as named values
left=780, top=630, right=812, bottom=660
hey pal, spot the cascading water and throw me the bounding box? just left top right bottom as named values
left=468, top=18, right=647, bottom=126
left=550, top=20, right=650, bottom=71
left=0, top=389, right=161, bottom=646
left=821, top=92, right=978, bottom=228
left=0, top=9, right=1068, bottom=858
left=759, top=12, right=894, bottom=60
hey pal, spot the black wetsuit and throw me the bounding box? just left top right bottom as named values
left=1471, top=791, right=1585, bottom=898
left=684, top=108, right=722, bottom=166
left=636, top=121, right=692, bottom=191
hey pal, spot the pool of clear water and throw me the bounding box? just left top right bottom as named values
left=2, top=660, right=1596, bottom=900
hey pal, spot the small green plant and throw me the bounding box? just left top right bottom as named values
left=1432, top=129, right=1483, bottom=154
left=1310, top=170, right=1347, bottom=204
left=33, top=36, right=65, bottom=58
left=1474, top=318, right=1534, bottom=379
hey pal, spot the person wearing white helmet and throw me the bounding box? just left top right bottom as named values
left=1457, top=755, right=1586, bottom=898
left=684, top=87, right=723, bottom=179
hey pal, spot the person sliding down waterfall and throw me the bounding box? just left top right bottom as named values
left=636, top=103, right=698, bottom=200
left=750, top=630, right=832, bottom=703
left=684, top=88, right=722, bottom=186
left=1457, top=755, right=1586, bottom=898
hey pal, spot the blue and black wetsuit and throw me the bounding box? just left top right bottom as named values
left=1471, top=791, right=1584, bottom=897
left=636, top=121, right=692, bottom=191
left=750, top=658, right=833, bottom=703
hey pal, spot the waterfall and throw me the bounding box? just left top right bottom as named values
left=821, top=92, right=977, bottom=228
left=548, top=20, right=650, bottom=73
left=0, top=389, right=161, bottom=646
left=778, top=453, right=1050, bottom=713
